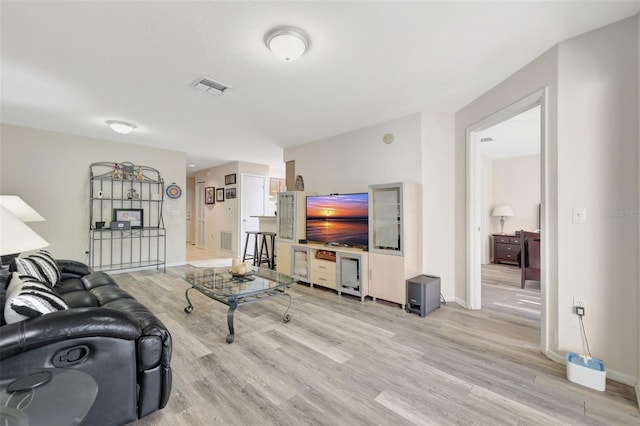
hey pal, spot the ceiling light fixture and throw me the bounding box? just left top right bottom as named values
left=265, top=27, right=309, bottom=62
left=106, top=120, right=137, bottom=135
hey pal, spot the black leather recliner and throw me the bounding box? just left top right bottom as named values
left=0, top=260, right=172, bottom=425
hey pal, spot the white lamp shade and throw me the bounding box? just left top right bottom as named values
left=492, top=205, right=514, bottom=217
left=0, top=206, right=49, bottom=255
left=0, top=195, right=45, bottom=222
left=265, top=28, right=309, bottom=62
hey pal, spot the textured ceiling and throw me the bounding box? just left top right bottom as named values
left=2, top=1, right=639, bottom=174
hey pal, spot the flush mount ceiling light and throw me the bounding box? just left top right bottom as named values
left=265, top=27, right=309, bottom=62
left=106, top=120, right=137, bottom=135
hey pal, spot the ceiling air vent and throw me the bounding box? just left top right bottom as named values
left=191, top=76, right=231, bottom=96
left=480, top=137, right=494, bottom=143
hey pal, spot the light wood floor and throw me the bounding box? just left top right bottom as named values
left=118, top=247, right=638, bottom=425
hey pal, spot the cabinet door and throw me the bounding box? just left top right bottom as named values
left=336, top=253, right=362, bottom=298
left=369, top=253, right=405, bottom=306
left=276, top=241, right=292, bottom=274
left=291, top=246, right=310, bottom=282
left=369, top=183, right=403, bottom=255
left=277, top=192, right=296, bottom=241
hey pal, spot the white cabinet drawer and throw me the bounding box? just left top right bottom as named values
left=311, top=259, right=336, bottom=288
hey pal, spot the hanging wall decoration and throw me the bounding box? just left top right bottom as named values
left=166, top=183, right=182, bottom=199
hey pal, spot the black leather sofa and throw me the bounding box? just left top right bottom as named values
left=0, top=259, right=172, bottom=425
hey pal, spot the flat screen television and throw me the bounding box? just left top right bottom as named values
left=306, top=193, right=368, bottom=247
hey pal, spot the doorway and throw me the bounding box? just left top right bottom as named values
left=466, top=89, right=548, bottom=351
left=195, top=180, right=205, bottom=248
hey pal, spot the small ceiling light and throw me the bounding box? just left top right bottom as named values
left=188, top=164, right=196, bottom=168
left=106, top=120, right=137, bottom=135
left=265, top=27, right=309, bottom=62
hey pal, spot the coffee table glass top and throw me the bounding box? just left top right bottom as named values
left=184, top=266, right=294, bottom=303
left=183, top=266, right=294, bottom=343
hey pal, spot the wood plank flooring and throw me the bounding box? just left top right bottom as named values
left=118, top=251, right=638, bottom=425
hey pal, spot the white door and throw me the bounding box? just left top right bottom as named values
left=196, top=181, right=206, bottom=248
left=240, top=174, right=266, bottom=257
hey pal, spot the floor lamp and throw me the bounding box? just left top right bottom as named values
left=0, top=196, right=48, bottom=267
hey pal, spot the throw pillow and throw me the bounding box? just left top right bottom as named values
left=4, top=273, right=68, bottom=324
left=13, top=250, right=61, bottom=287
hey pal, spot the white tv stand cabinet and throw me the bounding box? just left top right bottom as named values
left=288, top=242, right=369, bottom=302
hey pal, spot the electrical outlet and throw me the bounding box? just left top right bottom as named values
left=573, top=297, right=586, bottom=316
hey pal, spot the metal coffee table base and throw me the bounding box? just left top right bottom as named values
left=184, top=287, right=292, bottom=343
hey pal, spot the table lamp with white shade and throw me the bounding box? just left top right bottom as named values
left=492, top=205, right=514, bottom=235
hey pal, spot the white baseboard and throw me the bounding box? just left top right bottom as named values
left=454, top=297, right=468, bottom=308
left=102, top=262, right=182, bottom=275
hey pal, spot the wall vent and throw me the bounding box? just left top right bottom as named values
left=480, top=137, right=494, bottom=143
left=192, top=76, right=231, bottom=96
left=220, top=231, right=233, bottom=251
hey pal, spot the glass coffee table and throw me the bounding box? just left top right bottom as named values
left=183, top=266, right=294, bottom=343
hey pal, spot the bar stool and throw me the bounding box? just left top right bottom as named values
left=242, top=231, right=261, bottom=265
left=258, top=232, right=277, bottom=270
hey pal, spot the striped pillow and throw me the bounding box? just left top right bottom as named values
left=13, top=250, right=61, bottom=287
left=4, top=273, right=68, bottom=324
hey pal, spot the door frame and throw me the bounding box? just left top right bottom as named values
left=239, top=173, right=267, bottom=257
left=466, top=88, right=549, bottom=352
left=195, top=180, right=205, bottom=248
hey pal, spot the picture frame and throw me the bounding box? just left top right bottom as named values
left=205, top=186, right=215, bottom=204
left=216, top=187, right=225, bottom=202
left=224, top=173, right=236, bottom=185
left=225, top=187, right=236, bottom=199
left=113, top=208, right=143, bottom=229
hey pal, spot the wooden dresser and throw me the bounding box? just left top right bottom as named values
left=492, top=234, right=521, bottom=264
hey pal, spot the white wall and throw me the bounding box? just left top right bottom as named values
left=284, top=114, right=422, bottom=194
left=456, top=15, right=639, bottom=382
left=0, top=124, right=187, bottom=265
left=556, top=17, right=638, bottom=379
left=421, top=112, right=456, bottom=300
left=490, top=154, right=540, bottom=235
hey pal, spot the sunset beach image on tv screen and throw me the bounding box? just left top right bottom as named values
left=305, top=193, right=368, bottom=246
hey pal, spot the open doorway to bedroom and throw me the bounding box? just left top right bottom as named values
left=466, top=89, right=547, bottom=350
left=478, top=105, right=541, bottom=318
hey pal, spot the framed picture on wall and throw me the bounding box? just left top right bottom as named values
left=225, top=187, right=236, bottom=199
left=113, top=208, right=143, bottom=229
left=224, top=173, right=236, bottom=185
left=216, top=188, right=225, bottom=202
left=205, top=187, right=215, bottom=204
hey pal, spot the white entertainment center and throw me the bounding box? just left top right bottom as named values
left=275, top=182, right=422, bottom=308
